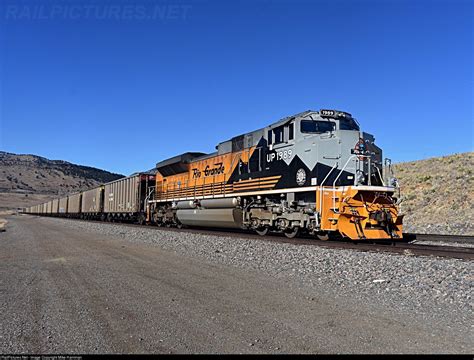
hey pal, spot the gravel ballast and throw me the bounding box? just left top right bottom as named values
left=41, top=217, right=474, bottom=340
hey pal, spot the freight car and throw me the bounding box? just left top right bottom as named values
left=26, top=108, right=403, bottom=241
left=52, top=199, right=59, bottom=214
left=67, top=192, right=82, bottom=218
left=103, top=173, right=155, bottom=223
left=59, top=196, right=68, bottom=215
left=27, top=173, right=155, bottom=222
left=81, top=186, right=103, bottom=220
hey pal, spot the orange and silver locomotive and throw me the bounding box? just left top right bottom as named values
left=148, top=109, right=403, bottom=240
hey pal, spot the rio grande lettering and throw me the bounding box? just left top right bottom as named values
left=192, top=163, right=225, bottom=178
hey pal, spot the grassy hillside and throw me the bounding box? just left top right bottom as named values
left=394, top=152, right=473, bottom=235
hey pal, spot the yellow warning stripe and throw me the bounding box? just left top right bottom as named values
left=234, top=175, right=281, bottom=184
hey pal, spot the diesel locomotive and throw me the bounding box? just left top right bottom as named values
left=26, top=109, right=403, bottom=241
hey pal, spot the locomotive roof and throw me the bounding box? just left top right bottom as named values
left=155, top=152, right=207, bottom=176
left=267, top=110, right=315, bottom=129
left=217, top=110, right=316, bottom=147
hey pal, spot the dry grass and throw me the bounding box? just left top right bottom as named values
left=394, top=152, right=473, bottom=235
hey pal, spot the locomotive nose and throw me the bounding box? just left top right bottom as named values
left=361, top=132, right=382, bottom=164
left=355, top=132, right=384, bottom=186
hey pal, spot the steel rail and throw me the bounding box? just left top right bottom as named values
left=404, top=233, right=474, bottom=245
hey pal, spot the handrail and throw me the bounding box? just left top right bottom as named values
left=202, top=175, right=206, bottom=200
left=318, top=162, right=338, bottom=222
left=367, top=157, right=371, bottom=186
left=144, top=186, right=155, bottom=215
left=375, top=165, right=385, bottom=186
left=332, top=154, right=369, bottom=211
left=145, top=186, right=155, bottom=203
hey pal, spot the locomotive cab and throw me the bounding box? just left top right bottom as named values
left=269, top=109, right=385, bottom=188
left=263, top=109, right=402, bottom=240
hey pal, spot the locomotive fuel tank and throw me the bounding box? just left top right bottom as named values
left=176, top=198, right=243, bottom=228
left=177, top=208, right=244, bottom=229
left=200, top=198, right=240, bottom=209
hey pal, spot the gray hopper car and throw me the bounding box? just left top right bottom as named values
left=59, top=197, right=68, bottom=214
left=103, top=173, right=155, bottom=223
left=81, top=186, right=104, bottom=220
left=52, top=199, right=59, bottom=214
left=67, top=193, right=82, bottom=216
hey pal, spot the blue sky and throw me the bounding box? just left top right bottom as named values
left=0, top=0, right=472, bottom=175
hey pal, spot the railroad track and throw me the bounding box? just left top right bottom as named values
left=25, top=215, right=474, bottom=260
left=274, top=238, right=474, bottom=261
left=403, top=232, right=474, bottom=245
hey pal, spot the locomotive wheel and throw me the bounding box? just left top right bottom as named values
left=284, top=227, right=300, bottom=239
left=255, top=226, right=270, bottom=236
left=316, top=232, right=330, bottom=241
left=138, top=214, right=146, bottom=225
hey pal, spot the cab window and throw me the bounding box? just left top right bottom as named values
left=301, top=120, right=335, bottom=134
left=288, top=123, right=294, bottom=140
left=339, top=118, right=360, bottom=131
left=273, top=127, right=284, bottom=144
left=269, top=123, right=295, bottom=144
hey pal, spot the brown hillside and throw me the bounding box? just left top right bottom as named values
left=394, top=152, right=473, bottom=235
left=0, top=151, right=123, bottom=210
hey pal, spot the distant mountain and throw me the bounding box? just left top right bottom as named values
left=0, top=151, right=124, bottom=196
left=394, top=152, right=473, bottom=236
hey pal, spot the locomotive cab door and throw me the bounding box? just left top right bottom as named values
left=267, top=121, right=296, bottom=164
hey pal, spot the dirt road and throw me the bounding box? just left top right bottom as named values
left=0, top=216, right=470, bottom=353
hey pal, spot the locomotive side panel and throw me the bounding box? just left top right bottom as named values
left=155, top=150, right=257, bottom=201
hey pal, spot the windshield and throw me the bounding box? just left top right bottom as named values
left=301, top=120, right=335, bottom=134
left=339, top=118, right=360, bottom=131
